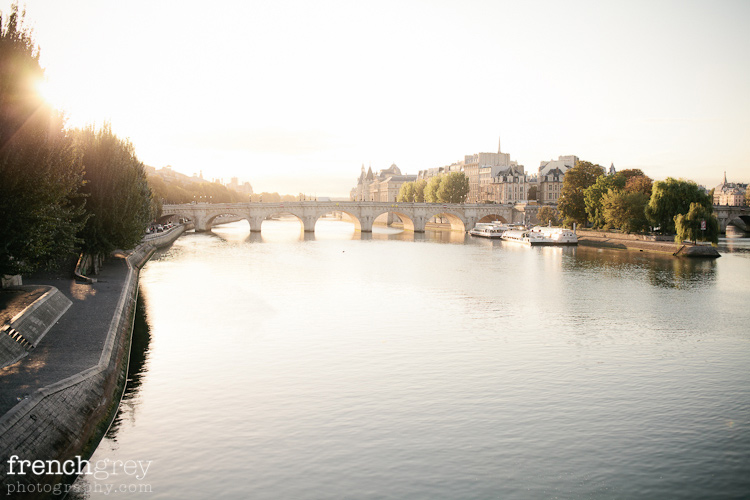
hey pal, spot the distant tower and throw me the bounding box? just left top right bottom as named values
left=498, top=136, right=502, bottom=154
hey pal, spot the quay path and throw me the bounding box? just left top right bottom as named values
left=0, top=256, right=131, bottom=415
left=0, top=225, right=185, bottom=418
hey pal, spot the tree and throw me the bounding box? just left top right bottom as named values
left=0, top=4, right=86, bottom=275
left=397, top=181, right=415, bottom=202
left=537, top=206, right=560, bottom=226
left=414, top=179, right=427, bottom=203
left=617, top=168, right=647, bottom=184
left=424, top=176, right=443, bottom=203
left=645, top=178, right=711, bottom=234
left=674, top=202, right=719, bottom=245
left=584, top=174, right=626, bottom=229
left=557, top=160, right=605, bottom=227
left=624, top=174, right=653, bottom=197
left=74, top=124, right=154, bottom=257
left=601, top=189, right=650, bottom=233
left=436, top=172, right=469, bottom=203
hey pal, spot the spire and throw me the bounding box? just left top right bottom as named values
left=498, top=135, right=502, bottom=154
left=724, top=171, right=727, bottom=184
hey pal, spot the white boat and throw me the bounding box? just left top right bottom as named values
left=469, top=225, right=506, bottom=238
left=468, top=222, right=523, bottom=239
left=501, top=226, right=578, bottom=246
left=529, top=226, right=578, bottom=245
left=500, top=229, right=546, bottom=245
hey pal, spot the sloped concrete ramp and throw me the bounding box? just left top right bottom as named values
left=1, top=287, right=71, bottom=369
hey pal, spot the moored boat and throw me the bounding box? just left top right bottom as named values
left=469, top=223, right=506, bottom=238
left=469, top=222, right=525, bottom=239
left=529, top=226, right=578, bottom=245
left=500, top=229, right=546, bottom=245
left=501, top=226, right=578, bottom=246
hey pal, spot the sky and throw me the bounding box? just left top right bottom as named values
left=3, top=0, right=749, bottom=197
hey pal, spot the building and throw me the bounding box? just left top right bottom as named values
left=537, top=155, right=578, bottom=205
left=482, top=165, right=529, bottom=204
left=227, top=177, right=253, bottom=195
left=713, top=172, right=747, bottom=206
left=351, top=163, right=417, bottom=202
left=538, top=167, right=566, bottom=204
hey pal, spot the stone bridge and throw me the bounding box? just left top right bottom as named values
left=714, top=205, right=750, bottom=233
left=161, top=201, right=539, bottom=233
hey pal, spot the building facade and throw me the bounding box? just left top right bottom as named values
left=482, top=165, right=529, bottom=204
left=351, top=164, right=417, bottom=202
left=536, top=155, right=578, bottom=205
left=713, top=172, right=747, bottom=206
left=538, top=167, right=566, bottom=204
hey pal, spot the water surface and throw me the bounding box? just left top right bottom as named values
left=73, top=221, right=750, bottom=499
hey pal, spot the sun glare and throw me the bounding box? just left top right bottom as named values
left=35, top=79, right=65, bottom=111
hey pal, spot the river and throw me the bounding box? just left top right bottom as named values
left=71, top=220, right=750, bottom=499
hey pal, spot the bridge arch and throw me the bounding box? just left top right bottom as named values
left=425, top=210, right=466, bottom=232
left=477, top=214, right=509, bottom=224
left=205, top=212, right=250, bottom=231
left=322, top=210, right=363, bottom=232
left=372, top=210, right=416, bottom=232
left=727, top=215, right=750, bottom=232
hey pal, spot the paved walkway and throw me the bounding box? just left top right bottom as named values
left=0, top=256, right=131, bottom=416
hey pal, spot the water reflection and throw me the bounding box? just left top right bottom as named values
left=72, top=218, right=750, bottom=500
left=104, top=293, right=152, bottom=440
left=208, top=219, right=472, bottom=245
left=570, top=246, right=717, bottom=289
left=718, top=236, right=750, bottom=255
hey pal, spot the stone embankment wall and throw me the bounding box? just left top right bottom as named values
left=0, top=225, right=186, bottom=497
left=577, top=230, right=681, bottom=254
left=576, top=230, right=720, bottom=257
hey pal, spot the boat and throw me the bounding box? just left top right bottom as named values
left=501, top=226, right=578, bottom=246
left=529, top=226, right=578, bottom=245
left=468, top=222, right=525, bottom=238
left=500, top=229, right=546, bottom=245
left=468, top=223, right=506, bottom=238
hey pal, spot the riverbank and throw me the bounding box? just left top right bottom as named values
left=576, top=229, right=720, bottom=257
left=0, top=225, right=186, bottom=498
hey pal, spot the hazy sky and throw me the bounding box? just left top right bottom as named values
left=4, top=0, right=749, bottom=197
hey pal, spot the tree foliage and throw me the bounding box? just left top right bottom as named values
left=527, top=184, right=538, bottom=201
left=645, top=178, right=711, bottom=234
left=149, top=174, right=250, bottom=204
left=437, top=172, right=469, bottom=203
left=414, top=179, right=427, bottom=203
left=536, top=206, right=560, bottom=226
left=601, top=189, right=650, bottom=233
left=74, top=125, right=154, bottom=256
left=584, top=174, right=626, bottom=229
left=397, top=181, right=415, bottom=202
left=0, top=4, right=85, bottom=275
left=624, top=174, right=653, bottom=197
left=424, top=176, right=443, bottom=203
left=557, top=160, right=604, bottom=227
left=674, top=202, right=719, bottom=245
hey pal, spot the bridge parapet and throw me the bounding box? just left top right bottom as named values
left=161, top=201, right=536, bottom=233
